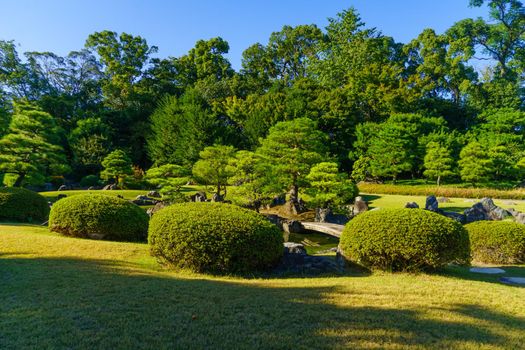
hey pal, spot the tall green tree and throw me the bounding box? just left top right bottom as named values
left=423, top=142, right=455, bottom=185
left=100, top=149, right=133, bottom=187
left=0, top=100, right=69, bottom=187
left=69, top=117, right=113, bottom=176
left=256, top=117, right=327, bottom=213
left=306, top=162, right=357, bottom=209
left=458, top=141, right=493, bottom=184
left=192, top=145, right=236, bottom=199
left=145, top=164, right=190, bottom=201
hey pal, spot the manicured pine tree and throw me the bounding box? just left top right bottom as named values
left=423, top=142, right=455, bottom=186
left=458, top=142, right=493, bottom=185
left=192, top=145, right=236, bottom=199
left=256, top=117, right=327, bottom=214
left=100, top=150, right=133, bottom=187
left=0, top=100, right=69, bottom=187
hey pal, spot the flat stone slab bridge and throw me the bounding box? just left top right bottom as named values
left=300, top=222, right=345, bottom=238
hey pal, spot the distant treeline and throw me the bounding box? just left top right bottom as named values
left=0, top=0, right=523, bottom=187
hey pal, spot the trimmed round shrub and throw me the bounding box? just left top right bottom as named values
left=465, top=221, right=525, bottom=264
left=49, top=194, right=149, bottom=241
left=0, top=187, right=49, bottom=223
left=148, top=202, right=283, bottom=273
left=339, top=208, right=470, bottom=272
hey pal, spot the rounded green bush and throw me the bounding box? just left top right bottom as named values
left=148, top=202, right=284, bottom=273
left=339, top=208, right=470, bottom=272
left=49, top=194, right=149, bottom=241
left=0, top=187, right=49, bottom=223
left=465, top=221, right=525, bottom=264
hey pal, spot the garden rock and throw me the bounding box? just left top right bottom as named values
left=464, top=198, right=512, bottom=223
left=102, top=184, right=117, bottom=190
left=284, top=242, right=307, bottom=255
left=147, top=202, right=168, bottom=217
left=425, top=195, right=439, bottom=212
left=405, top=202, right=419, bottom=209
left=274, top=243, right=341, bottom=275
left=315, top=207, right=332, bottom=222
left=211, top=193, right=224, bottom=202
left=264, top=214, right=286, bottom=230
left=441, top=211, right=466, bottom=224
left=437, top=197, right=451, bottom=203
left=190, top=192, right=207, bottom=202
left=282, top=220, right=304, bottom=234
left=353, top=196, right=368, bottom=215
left=58, top=185, right=68, bottom=191
left=132, top=195, right=158, bottom=206
left=148, top=190, right=161, bottom=198
left=315, top=207, right=350, bottom=224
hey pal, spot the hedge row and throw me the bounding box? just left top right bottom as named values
left=358, top=183, right=525, bottom=200
left=465, top=221, right=525, bottom=264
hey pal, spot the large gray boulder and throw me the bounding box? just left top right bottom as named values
left=282, top=220, right=304, bottom=234
left=464, top=198, right=512, bottom=223
left=353, top=196, right=368, bottom=216
left=425, top=195, right=439, bottom=212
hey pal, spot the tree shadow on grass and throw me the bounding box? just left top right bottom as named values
left=438, top=265, right=525, bottom=288
left=1, top=257, right=524, bottom=349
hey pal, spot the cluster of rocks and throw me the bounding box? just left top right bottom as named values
left=132, top=195, right=160, bottom=206
left=312, top=196, right=369, bottom=225
left=273, top=242, right=342, bottom=274
left=406, top=195, right=523, bottom=225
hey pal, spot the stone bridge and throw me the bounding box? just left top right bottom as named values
left=300, top=222, right=345, bottom=238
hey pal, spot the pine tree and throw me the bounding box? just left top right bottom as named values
left=0, top=100, right=69, bottom=187
left=100, top=150, right=133, bottom=187
left=256, top=117, right=327, bottom=213
left=458, top=142, right=493, bottom=184
left=423, top=142, right=455, bottom=186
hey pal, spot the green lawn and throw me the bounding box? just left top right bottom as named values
left=1, top=224, right=524, bottom=349
left=362, top=193, right=525, bottom=214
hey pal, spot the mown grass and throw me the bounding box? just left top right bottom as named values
left=1, top=224, right=524, bottom=349
left=362, top=193, right=525, bottom=213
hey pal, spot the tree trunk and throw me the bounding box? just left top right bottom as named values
left=286, top=181, right=302, bottom=216
left=437, top=176, right=441, bottom=187
left=13, top=173, right=25, bottom=187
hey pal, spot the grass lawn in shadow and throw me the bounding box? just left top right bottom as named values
left=1, top=224, right=525, bottom=349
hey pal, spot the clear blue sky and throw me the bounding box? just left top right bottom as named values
left=0, top=0, right=488, bottom=71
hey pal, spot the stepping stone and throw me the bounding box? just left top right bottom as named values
left=469, top=267, right=506, bottom=274
left=500, top=277, right=525, bottom=286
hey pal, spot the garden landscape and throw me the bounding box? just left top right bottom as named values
left=1, top=0, right=525, bottom=349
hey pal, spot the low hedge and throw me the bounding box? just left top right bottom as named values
left=49, top=194, right=149, bottom=241
left=465, top=221, right=525, bottom=264
left=358, top=183, right=525, bottom=200
left=339, top=208, right=470, bottom=271
left=148, top=202, right=283, bottom=274
left=0, top=187, right=49, bottom=223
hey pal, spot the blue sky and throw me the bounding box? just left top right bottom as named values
left=0, top=0, right=488, bottom=70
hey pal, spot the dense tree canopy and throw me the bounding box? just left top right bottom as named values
left=0, top=1, right=524, bottom=190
